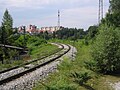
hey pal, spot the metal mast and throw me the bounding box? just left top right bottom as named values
left=101, top=0, right=103, bottom=19
left=58, top=10, right=60, bottom=29
left=98, top=0, right=103, bottom=24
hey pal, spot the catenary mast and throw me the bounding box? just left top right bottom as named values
left=58, top=10, right=60, bottom=30
left=98, top=0, right=103, bottom=24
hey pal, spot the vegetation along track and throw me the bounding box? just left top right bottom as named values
left=0, top=43, right=71, bottom=86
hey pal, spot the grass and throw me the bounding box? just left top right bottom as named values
left=0, top=60, right=23, bottom=71
left=28, top=43, right=59, bottom=59
left=33, top=39, right=120, bottom=90
left=33, top=40, right=93, bottom=90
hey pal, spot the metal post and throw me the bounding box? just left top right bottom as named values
left=44, top=31, right=45, bottom=40
left=58, top=10, right=60, bottom=30
left=98, top=0, right=103, bottom=24
left=22, top=26, right=26, bottom=51
left=99, top=0, right=101, bottom=24
left=101, top=0, right=103, bottom=19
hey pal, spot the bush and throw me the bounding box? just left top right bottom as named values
left=84, top=60, right=97, bottom=72
left=91, top=25, right=120, bottom=74
left=27, top=36, right=47, bottom=46
left=70, top=71, right=91, bottom=85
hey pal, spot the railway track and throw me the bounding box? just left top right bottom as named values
left=0, top=43, right=64, bottom=81
left=0, top=43, right=63, bottom=75
left=0, top=43, right=70, bottom=87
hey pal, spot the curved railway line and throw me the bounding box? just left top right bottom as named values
left=0, top=43, right=71, bottom=87
left=0, top=43, right=63, bottom=74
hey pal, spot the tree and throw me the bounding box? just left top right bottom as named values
left=91, top=24, right=120, bottom=74
left=44, top=31, right=50, bottom=40
left=87, top=25, right=98, bottom=39
left=109, top=0, right=120, bottom=14
left=0, top=27, right=2, bottom=44
left=1, top=9, right=13, bottom=44
left=55, top=28, right=85, bottom=39
left=77, top=29, right=86, bottom=39
left=104, top=0, right=120, bottom=27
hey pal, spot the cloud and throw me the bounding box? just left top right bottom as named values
left=0, top=0, right=101, bottom=8
left=61, top=7, right=98, bottom=29
left=0, top=0, right=55, bottom=9
left=0, top=0, right=109, bottom=29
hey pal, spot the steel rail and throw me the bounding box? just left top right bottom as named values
left=0, top=44, right=70, bottom=85
left=0, top=43, right=64, bottom=74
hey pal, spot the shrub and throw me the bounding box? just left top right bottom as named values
left=27, top=37, right=47, bottom=46
left=91, top=25, right=120, bottom=74
left=84, top=60, right=97, bottom=72
left=70, top=71, right=91, bottom=85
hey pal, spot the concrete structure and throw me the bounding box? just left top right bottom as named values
left=18, top=25, right=38, bottom=34
left=18, top=26, right=25, bottom=33
left=26, top=25, right=38, bottom=34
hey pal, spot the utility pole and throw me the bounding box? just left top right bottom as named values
left=98, top=0, right=104, bottom=24
left=22, top=26, right=26, bottom=51
left=58, top=10, right=60, bottom=30
left=109, top=0, right=112, bottom=14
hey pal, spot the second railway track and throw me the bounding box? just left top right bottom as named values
left=0, top=43, right=71, bottom=87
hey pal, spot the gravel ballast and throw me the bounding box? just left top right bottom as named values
left=110, top=82, right=120, bottom=90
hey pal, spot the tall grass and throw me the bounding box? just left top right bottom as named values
left=33, top=39, right=117, bottom=90
left=28, top=43, right=59, bottom=59
left=33, top=40, right=93, bottom=90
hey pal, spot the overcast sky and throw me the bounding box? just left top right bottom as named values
left=0, top=0, right=109, bottom=30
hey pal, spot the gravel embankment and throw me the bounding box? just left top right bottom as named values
left=65, top=44, right=77, bottom=60
left=0, top=68, right=25, bottom=81
left=110, top=82, right=120, bottom=90
left=0, top=60, right=60, bottom=90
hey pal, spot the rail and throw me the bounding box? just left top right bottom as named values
left=0, top=44, right=70, bottom=85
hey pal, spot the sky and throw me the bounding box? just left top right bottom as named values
left=0, top=0, right=109, bottom=30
